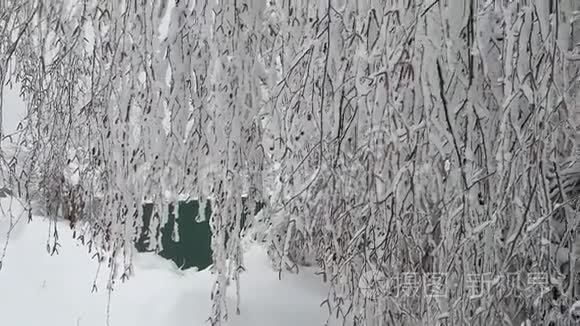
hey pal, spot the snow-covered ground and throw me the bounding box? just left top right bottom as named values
left=0, top=197, right=335, bottom=326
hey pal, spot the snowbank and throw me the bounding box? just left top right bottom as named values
left=0, top=203, right=336, bottom=326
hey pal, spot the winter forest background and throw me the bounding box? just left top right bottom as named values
left=0, top=0, right=579, bottom=325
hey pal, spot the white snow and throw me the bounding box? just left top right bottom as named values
left=0, top=16, right=333, bottom=326
left=2, top=84, right=26, bottom=138
left=0, top=197, right=335, bottom=326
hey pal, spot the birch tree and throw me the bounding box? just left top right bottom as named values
left=0, top=0, right=579, bottom=325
